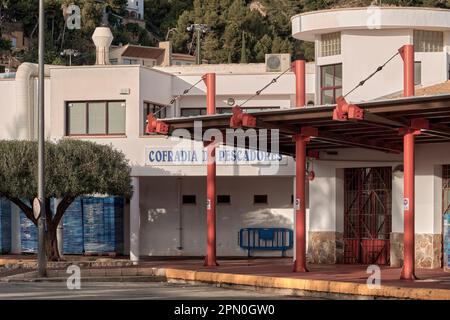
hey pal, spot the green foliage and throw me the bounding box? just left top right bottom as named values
left=4, top=0, right=450, bottom=65
left=0, top=139, right=133, bottom=199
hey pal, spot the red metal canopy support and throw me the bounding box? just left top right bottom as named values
left=292, top=59, right=310, bottom=272
left=293, top=126, right=318, bottom=272
left=399, top=44, right=417, bottom=280
left=203, top=73, right=219, bottom=267
left=293, top=60, right=306, bottom=108
left=145, top=114, right=169, bottom=134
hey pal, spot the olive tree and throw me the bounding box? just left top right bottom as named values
left=0, top=139, right=133, bottom=261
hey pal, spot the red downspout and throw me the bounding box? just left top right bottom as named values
left=293, top=60, right=309, bottom=272
left=399, top=44, right=417, bottom=280
left=203, top=73, right=218, bottom=267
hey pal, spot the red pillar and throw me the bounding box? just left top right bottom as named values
left=292, top=60, right=309, bottom=272
left=399, top=44, right=417, bottom=280
left=203, top=73, right=218, bottom=267
left=293, top=134, right=308, bottom=272
left=293, top=60, right=306, bottom=108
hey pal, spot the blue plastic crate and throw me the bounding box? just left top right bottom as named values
left=20, top=209, right=37, bottom=253
left=0, top=198, right=12, bottom=254
left=62, top=198, right=84, bottom=254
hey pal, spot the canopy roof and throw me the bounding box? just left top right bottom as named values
left=163, top=94, right=450, bottom=157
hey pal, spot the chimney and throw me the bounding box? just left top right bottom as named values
left=92, top=27, right=114, bottom=65
left=159, top=41, right=172, bottom=67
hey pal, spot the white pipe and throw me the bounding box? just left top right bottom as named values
left=177, top=178, right=183, bottom=250
left=15, top=62, right=50, bottom=140
left=130, top=177, right=140, bottom=264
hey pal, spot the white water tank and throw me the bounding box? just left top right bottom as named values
left=92, top=27, right=114, bottom=65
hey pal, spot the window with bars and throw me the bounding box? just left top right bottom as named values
left=143, top=101, right=167, bottom=135
left=414, top=30, right=443, bottom=52
left=66, top=101, right=126, bottom=136
left=320, top=63, right=342, bottom=104
left=320, top=32, right=341, bottom=57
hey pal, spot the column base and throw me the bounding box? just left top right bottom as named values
left=204, top=255, right=219, bottom=267
left=390, top=232, right=442, bottom=269
left=400, top=268, right=418, bottom=281
left=293, top=260, right=309, bottom=272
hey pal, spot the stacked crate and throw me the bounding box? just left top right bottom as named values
left=0, top=198, right=11, bottom=253
left=82, top=197, right=124, bottom=255
left=20, top=207, right=37, bottom=253
left=19, top=197, right=124, bottom=255
left=62, top=198, right=84, bottom=254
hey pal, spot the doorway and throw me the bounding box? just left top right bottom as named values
left=343, top=167, right=392, bottom=264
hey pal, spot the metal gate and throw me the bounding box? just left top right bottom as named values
left=443, top=165, right=450, bottom=270
left=344, top=167, right=392, bottom=264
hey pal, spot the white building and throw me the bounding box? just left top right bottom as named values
left=0, top=6, right=449, bottom=270
left=126, top=0, right=144, bottom=20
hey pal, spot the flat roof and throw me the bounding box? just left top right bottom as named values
left=291, top=6, right=450, bottom=41
left=163, top=94, right=450, bottom=156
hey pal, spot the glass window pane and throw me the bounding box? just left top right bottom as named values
left=321, top=90, right=334, bottom=105
left=108, top=102, right=126, bottom=134
left=68, top=102, right=86, bottom=134
left=414, top=62, right=421, bottom=85
left=322, top=65, right=335, bottom=87
left=335, top=64, right=342, bottom=86
left=88, top=102, right=106, bottom=134
left=335, top=88, right=343, bottom=99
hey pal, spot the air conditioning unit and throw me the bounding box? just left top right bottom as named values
left=265, top=53, right=291, bottom=73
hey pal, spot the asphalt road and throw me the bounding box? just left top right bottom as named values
left=0, top=281, right=323, bottom=300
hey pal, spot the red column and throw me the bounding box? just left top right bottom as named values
left=293, top=134, right=308, bottom=272
left=293, top=60, right=309, bottom=272
left=203, top=73, right=218, bottom=267
left=293, top=60, right=306, bottom=108
left=401, top=130, right=417, bottom=280
left=399, top=44, right=417, bottom=280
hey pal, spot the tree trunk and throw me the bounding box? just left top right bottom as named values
left=45, top=224, right=61, bottom=261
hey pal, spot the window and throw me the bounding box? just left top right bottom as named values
left=217, top=195, right=231, bottom=204
left=67, top=101, right=126, bottom=135
left=414, top=61, right=421, bottom=86
left=182, top=195, right=196, bottom=204
left=181, top=108, right=207, bottom=117
left=123, top=58, right=138, bottom=65
left=320, top=32, right=341, bottom=57
left=254, top=195, right=268, bottom=204
left=320, top=64, right=342, bottom=104
left=143, top=102, right=167, bottom=134
left=180, top=106, right=279, bottom=117
left=414, top=30, right=443, bottom=52
left=217, top=107, right=233, bottom=114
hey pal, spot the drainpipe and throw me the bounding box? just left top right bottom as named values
left=15, top=62, right=50, bottom=140
left=177, top=178, right=183, bottom=250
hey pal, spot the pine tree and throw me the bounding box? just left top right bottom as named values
left=240, top=31, right=247, bottom=63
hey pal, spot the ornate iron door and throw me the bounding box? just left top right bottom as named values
left=344, top=167, right=392, bottom=264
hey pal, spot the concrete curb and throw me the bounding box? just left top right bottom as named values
left=2, top=266, right=449, bottom=300
left=162, top=268, right=450, bottom=300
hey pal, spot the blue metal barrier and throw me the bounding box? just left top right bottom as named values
left=238, top=228, right=293, bottom=257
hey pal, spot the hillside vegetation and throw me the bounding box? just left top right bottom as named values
left=1, top=0, right=449, bottom=65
